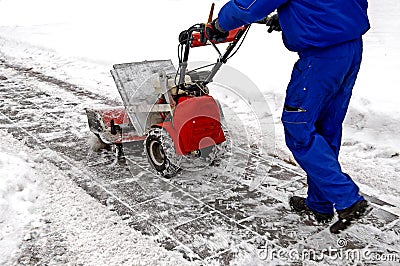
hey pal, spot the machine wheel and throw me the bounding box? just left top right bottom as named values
left=144, top=128, right=181, bottom=178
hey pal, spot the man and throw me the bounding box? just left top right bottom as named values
left=205, top=0, right=371, bottom=233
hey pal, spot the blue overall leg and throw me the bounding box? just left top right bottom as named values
left=282, top=39, right=364, bottom=213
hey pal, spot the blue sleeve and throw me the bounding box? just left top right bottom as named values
left=356, top=0, right=368, bottom=11
left=218, top=0, right=289, bottom=31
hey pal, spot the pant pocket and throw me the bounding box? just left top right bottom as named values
left=284, top=57, right=312, bottom=109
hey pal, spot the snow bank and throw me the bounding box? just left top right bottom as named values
left=0, top=148, right=39, bottom=265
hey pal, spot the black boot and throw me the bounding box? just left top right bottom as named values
left=289, top=196, right=334, bottom=223
left=330, top=199, right=372, bottom=234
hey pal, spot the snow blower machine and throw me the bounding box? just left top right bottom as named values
left=86, top=5, right=251, bottom=178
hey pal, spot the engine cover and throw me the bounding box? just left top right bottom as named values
left=162, top=95, right=225, bottom=155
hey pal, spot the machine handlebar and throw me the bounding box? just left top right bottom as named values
left=190, top=25, right=247, bottom=47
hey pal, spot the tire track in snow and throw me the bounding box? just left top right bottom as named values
left=0, top=58, right=118, bottom=106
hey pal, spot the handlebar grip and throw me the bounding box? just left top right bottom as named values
left=191, top=26, right=247, bottom=48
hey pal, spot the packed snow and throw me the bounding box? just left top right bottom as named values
left=0, top=131, right=192, bottom=265
left=0, top=0, right=399, bottom=264
left=0, top=146, right=39, bottom=265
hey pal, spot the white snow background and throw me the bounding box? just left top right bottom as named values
left=0, top=0, right=399, bottom=264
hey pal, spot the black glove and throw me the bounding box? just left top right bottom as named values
left=266, top=14, right=281, bottom=33
left=205, top=19, right=229, bottom=43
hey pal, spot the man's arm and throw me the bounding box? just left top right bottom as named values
left=218, top=0, right=288, bottom=31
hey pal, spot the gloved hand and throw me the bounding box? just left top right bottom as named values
left=266, top=14, right=281, bottom=33
left=205, top=19, right=229, bottom=43
left=179, top=30, right=190, bottom=44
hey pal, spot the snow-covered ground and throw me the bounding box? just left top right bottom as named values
left=0, top=142, right=39, bottom=265
left=0, top=130, right=191, bottom=265
left=0, top=0, right=399, bottom=264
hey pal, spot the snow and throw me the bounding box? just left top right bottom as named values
left=0, top=0, right=399, bottom=264
left=0, top=131, right=191, bottom=266
left=0, top=146, right=39, bottom=265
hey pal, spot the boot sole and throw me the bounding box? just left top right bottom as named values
left=330, top=205, right=373, bottom=234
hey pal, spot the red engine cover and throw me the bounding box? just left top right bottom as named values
left=162, top=95, right=225, bottom=155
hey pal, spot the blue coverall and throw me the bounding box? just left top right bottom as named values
left=217, top=0, right=370, bottom=214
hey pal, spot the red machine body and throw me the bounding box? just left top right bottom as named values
left=85, top=107, right=146, bottom=144
left=98, top=108, right=129, bottom=126
left=159, top=95, right=225, bottom=155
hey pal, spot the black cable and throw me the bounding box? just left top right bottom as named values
left=175, top=43, right=183, bottom=86
left=227, top=24, right=251, bottom=60
left=211, top=42, right=222, bottom=57
left=186, top=63, right=217, bottom=74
